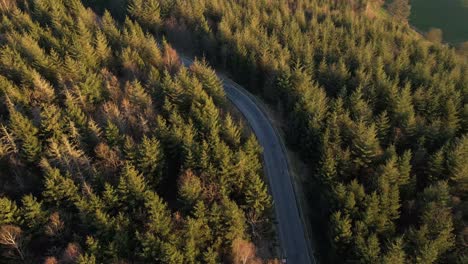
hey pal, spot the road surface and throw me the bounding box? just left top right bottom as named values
left=180, top=56, right=314, bottom=264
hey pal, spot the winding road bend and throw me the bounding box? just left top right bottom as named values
left=181, top=56, right=314, bottom=264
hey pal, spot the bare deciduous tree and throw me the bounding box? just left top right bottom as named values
left=0, top=0, right=16, bottom=11
left=43, top=256, right=59, bottom=264
left=45, top=212, right=64, bottom=238
left=231, top=238, right=262, bottom=264
left=0, top=225, right=24, bottom=260
left=61, top=243, right=82, bottom=263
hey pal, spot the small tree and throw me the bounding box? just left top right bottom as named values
left=388, top=0, right=411, bottom=21
left=425, top=28, right=443, bottom=44
left=231, top=238, right=262, bottom=264
left=61, top=243, right=82, bottom=264
left=0, top=197, right=20, bottom=225
left=178, top=170, right=203, bottom=205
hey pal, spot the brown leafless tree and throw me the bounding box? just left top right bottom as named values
left=231, top=238, right=263, bottom=264
left=0, top=225, right=25, bottom=260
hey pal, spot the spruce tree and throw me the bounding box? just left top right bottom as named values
left=9, top=110, right=42, bottom=163
left=351, top=121, right=380, bottom=168
left=137, top=136, right=164, bottom=187
left=20, top=194, right=47, bottom=230
left=117, top=164, right=147, bottom=209
left=0, top=197, right=20, bottom=225
left=382, top=238, right=406, bottom=264
left=244, top=173, right=271, bottom=217
left=43, top=168, right=79, bottom=207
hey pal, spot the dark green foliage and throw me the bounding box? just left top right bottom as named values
left=2, top=0, right=466, bottom=262
left=0, top=197, right=20, bottom=225
left=0, top=1, right=271, bottom=262
left=42, top=167, right=79, bottom=207
left=105, top=120, right=122, bottom=147
left=21, top=195, right=47, bottom=230
left=137, top=136, right=164, bottom=187
left=9, top=109, right=42, bottom=163
left=130, top=0, right=468, bottom=262
left=244, top=173, right=271, bottom=217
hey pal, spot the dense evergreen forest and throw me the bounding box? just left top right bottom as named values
left=1, top=0, right=467, bottom=263
left=0, top=1, right=275, bottom=263
left=123, top=0, right=467, bottom=263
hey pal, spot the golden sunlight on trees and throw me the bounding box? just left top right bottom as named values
left=1, top=0, right=466, bottom=263
left=0, top=2, right=273, bottom=262
left=135, top=0, right=467, bottom=263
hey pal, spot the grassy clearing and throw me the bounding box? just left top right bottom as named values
left=409, top=0, right=468, bottom=43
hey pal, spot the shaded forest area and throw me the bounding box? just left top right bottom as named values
left=120, top=0, right=467, bottom=263
left=0, top=0, right=275, bottom=263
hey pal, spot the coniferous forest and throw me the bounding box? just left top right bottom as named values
left=0, top=1, right=273, bottom=263
left=1, top=0, right=467, bottom=264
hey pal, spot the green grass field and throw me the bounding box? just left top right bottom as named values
left=409, top=0, right=468, bottom=44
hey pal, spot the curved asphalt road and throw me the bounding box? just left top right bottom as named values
left=180, top=56, right=314, bottom=264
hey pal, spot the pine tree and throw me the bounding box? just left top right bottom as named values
left=183, top=217, right=207, bottom=264
left=137, top=136, right=164, bottom=187
left=20, top=194, right=47, bottom=230
left=94, top=30, right=111, bottom=66
left=203, top=247, right=219, bottom=264
left=222, top=113, right=241, bottom=147
left=65, top=92, right=87, bottom=129
left=221, top=198, right=247, bottom=244
left=123, top=135, right=137, bottom=164
left=443, top=98, right=460, bottom=138
left=363, top=192, right=384, bottom=231
left=351, top=121, right=380, bottom=168
left=101, top=183, right=119, bottom=211
left=101, top=11, right=121, bottom=46
left=9, top=110, right=42, bottom=163
left=40, top=104, right=64, bottom=141
left=331, top=211, right=353, bottom=245
left=320, top=142, right=338, bottom=186
left=0, top=197, right=20, bottom=225
left=105, top=120, right=122, bottom=148
left=398, top=150, right=412, bottom=186
left=79, top=73, right=104, bottom=104
left=43, top=167, right=79, bottom=207
left=350, top=86, right=372, bottom=122
left=189, top=59, right=225, bottom=105
left=357, top=233, right=381, bottom=264
left=159, top=241, right=184, bottom=264
left=447, top=136, right=468, bottom=195
left=117, top=163, right=147, bottom=209
left=77, top=254, right=96, bottom=264
left=428, top=149, right=446, bottom=183
left=244, top=173, right=271, bottom=217
left=382, top=238, right=406, bottom=264
left=394, top=83, right=416, bottom=137
left=128, top=0, right=162, bottom=30
left=376, top=111, right=391, bottom=145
